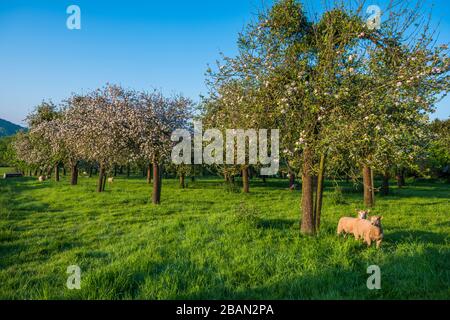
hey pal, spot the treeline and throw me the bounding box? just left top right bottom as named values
left=7, top=86, right=192, bottom=204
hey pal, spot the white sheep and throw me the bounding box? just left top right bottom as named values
left=336, top=210, right=368, bottom=236
left=107, top=177, right=114, bottom=183
left=38, top=176, right=46, bottom=182
left=353, top=216, right=384, bottom=248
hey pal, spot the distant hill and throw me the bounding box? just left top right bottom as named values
left=0, top=118, right=26, bottom=137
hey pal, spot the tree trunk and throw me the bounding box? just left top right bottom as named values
left=363, top=165, right=374, bottom=207
left=262, top=176, right=266, bottom=184
left=381, top=171, right=390, bottom=196
left=289, top=171, right=295, bottom=188
left=152, top=159, right=161, bottom=204
left=147, top=163, right=152, bottom=184
left=242, top=166, right=249, bottom=193
left=70, top=163, right=78, bottom=185
left=314, top=154, right=326, bottom=232
left=127, top=165, right=130, bottom=178
left=396, top=169, right=405, bottom=187
left=300, top=147, right=315, bottom=235
left=371, top=167, right=375, bottom=207
left=89, top=166, right=93, bottom=178
left=180, top=173, right=185, bottom=189
left=102, top=171, right=107, bottom=191
left=54, top=164, right=60, bottom=182
left=97, top=165, right=104, bottom=192
left=191, top=165, right=195, bottom=182
left=114, top=166, right=117, bottom=177
left=63, top=166, right=66, bottom=176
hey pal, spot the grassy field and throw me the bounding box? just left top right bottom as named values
left=0, top=171, right=449, bottom=299
left=0, top=167, right=15, bottom=176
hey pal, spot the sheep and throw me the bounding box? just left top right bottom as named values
left=336, top=210, right=369, bottom=236
left=353, top=216, right=384, bottom=248
left=107, top=177, right=114, bottom=183
left=354, top=216, right=383, bottom=239
left=38, top=176, right=46, bottom=182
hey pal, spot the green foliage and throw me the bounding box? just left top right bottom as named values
left=426, top=119, right=450, bottom=179
left=0, top=137, right=13, bottom=166
left=223, top=181, right=241, bottom=194
left=330, top=185, right=347, bottom=205
left=25, top=101, right=59, bottom=128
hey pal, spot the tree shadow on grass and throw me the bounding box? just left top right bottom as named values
left=435, top=221, right=450, bottom=228
left=387, top=230, right=449, bottom=245
left=257, top=218, right=296, bottom=230
left=178, top=246, right=449, bottom=299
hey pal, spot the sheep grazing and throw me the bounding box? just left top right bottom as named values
left=353, top=216, right=384, bottom=248
left=38, top=176, right=46, bottom=182
left=107, top=177, right=114, bottom=183
left=336, top=210, right=369, bottom=236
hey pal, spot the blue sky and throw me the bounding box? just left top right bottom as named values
left=0, top=0, right=449, bottom=125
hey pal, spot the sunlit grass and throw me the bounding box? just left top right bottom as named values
left=0, top=172, right=448, bottom=299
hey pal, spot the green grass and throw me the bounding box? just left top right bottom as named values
left=0, top=167, right=15, bottom=176
left=0, top=171, right=449, bottom=299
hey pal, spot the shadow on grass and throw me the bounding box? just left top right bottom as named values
left=191, top=246, right=449, bottom=299
left=257, top=218, right=296, bottom=230
left=435, top=221, right=450, bottom=228
left=388, top=230, right=449, bottom=245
